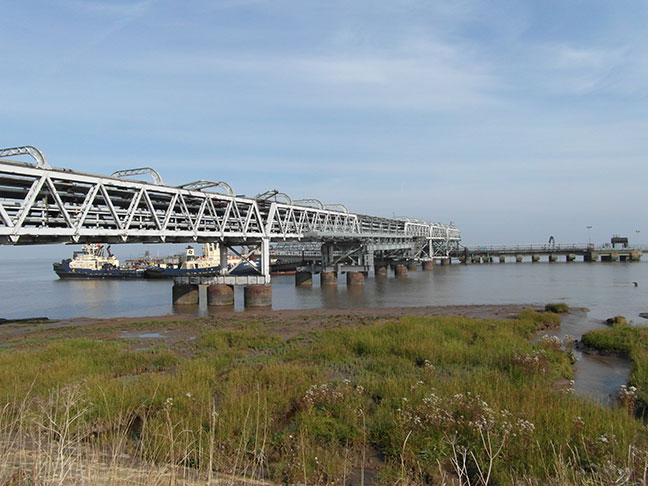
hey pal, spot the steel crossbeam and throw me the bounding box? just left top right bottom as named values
left=0, top=149, right=461, bottom=250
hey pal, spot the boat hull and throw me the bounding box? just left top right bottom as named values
left=144, top=263, right=260, bottom=279
left=144, top=265, right=223, bottom=279
left=53, top=262, right=145, bottom=279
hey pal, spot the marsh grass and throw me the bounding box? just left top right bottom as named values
left=545, top=303, right=569, bottom=314
left=0, top=311, right=646, bottom=485
left=582, top=319, right=648, bottom=410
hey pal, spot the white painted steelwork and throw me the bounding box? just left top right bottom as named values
left=0, top=148, right=460, bottom=246
left=0, top=147, right=460, bottom=282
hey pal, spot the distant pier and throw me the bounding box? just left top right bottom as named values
left=456, top=244, right=643, bottom=264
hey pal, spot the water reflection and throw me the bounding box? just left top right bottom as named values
left=3, top=259, right=647, bottom=325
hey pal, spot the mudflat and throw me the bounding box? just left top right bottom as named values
left=0, top=304, right=531, bottom=352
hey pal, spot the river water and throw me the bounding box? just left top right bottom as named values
left=2, top=257, right=646, bottom=322
left=2, top=257, right=646, bottom=403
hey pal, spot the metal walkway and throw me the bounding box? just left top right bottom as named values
left=0, top=146, right=461, bottom=283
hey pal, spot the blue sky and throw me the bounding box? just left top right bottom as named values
left=1, top=0, right=647, bottom=250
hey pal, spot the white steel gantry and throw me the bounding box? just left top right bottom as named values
left=0, top=146, right=461, bottom=284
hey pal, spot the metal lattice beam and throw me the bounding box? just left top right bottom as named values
left=0, top=147, right=461, bottom=252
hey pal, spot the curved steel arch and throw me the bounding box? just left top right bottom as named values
left=255, top=190, right=293, bottom=205
left=178, top=180, right=235, bottom=196
left=0, top=146, right=51, bottom=169
left=111, top=167, right=164, bottom=185
left=294, top=198, right=324, bottom=209
left=324, top=203, right=349, bottom=213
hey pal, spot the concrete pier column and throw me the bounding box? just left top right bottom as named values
left=346, top=271, right=365, bottom=286
left=566, top=254, right=576, bottom=262
left=515, top=255, right=523, bottom=263
left=207, top=284, right=234, bottom=306
left=531, top=255, right=540, bottom=263
left=244, top=284, right=272, bottom=307
left=585, top=252, right=598, bottom=262
left=172, top=283, right=199, bottom=305
left=499, top=255, right=506, bottom=263
left=549, top=254, right=558, bottom=262
left=440, top=258, right=449, bottom=266
left=295, top=271, right=313, bottom=287
left=630, top=251, right=642, bottom=261
left=320, top=271, right=338, bottom=286
left=471, top=256, right=480, bottom=264
left=394, top=264, right=408, bottom=277
left=610, top=254, right=619, bottom=262
left=407, top=262, right=418, bottom=271
left=375, top=266, right=388, bottom=278
left=422, top=260, right=435, bottom=271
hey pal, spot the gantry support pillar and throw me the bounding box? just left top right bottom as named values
left=172, top=283, right=199, bottom=305
left=321, top=271, right=338, bottom=286
left=207, top=284, right=234, bottom=306
left=295, top=271, right=313, bottom=286
left=394, top=264, right=408, bottom=277
left=422, top=260, right=435, bottom=271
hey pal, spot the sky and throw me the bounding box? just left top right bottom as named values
left=1, top=0, right=647, bottom=253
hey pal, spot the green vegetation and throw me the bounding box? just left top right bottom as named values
left=545, top=302, right=569, bottom=314
left=0, top=312, right=646, bottom=485
left=606, top=315, right=629, bottom=326
left=516, top=307, right=561, bottom=328
left=198, top=328, right=282, bottom=351
left=582, top=317, right=648, bottom=409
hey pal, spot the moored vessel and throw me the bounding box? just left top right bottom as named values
left=144, top=243, right=260, bottom=278
left=53, top=244, right=146, bottom=279
left=143, top=243, right=222, bottom=278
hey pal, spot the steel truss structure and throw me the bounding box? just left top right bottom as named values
left=0, top=147, right=460, bottom=283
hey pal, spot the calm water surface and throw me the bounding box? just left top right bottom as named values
left=2, top=258, right=645, bottom=323
left=2, top=257, right=646, bottom=403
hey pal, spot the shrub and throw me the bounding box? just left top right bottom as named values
left=517, top=308, right=561, bottom=329
left=545, top=303, right=569, bottom=313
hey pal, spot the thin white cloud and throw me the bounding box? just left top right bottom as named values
left=47, top=0, right=158, bottom=74
left=64, top=0, right=155, bottom=17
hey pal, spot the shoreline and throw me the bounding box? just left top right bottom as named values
left=0, top=303, right=535, bottom=339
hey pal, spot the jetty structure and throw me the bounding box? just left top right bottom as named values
left=270, top=239, right=644, bottom=270
left=456, top=240, right=643, bottom=263
left=0, top=146, right=460, bottom=306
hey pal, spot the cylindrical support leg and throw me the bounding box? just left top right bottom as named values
left=549, top=254, right=558, bottom=262
left=244, top=284, right=272, bottom=307
left=375, top=266, right=388, bottom=278
left=407, top=263, right=418, bottom=271
left=207, top=284, right=234, bottom=306
left=320, top=271, right=338, bottom=286
left=346, top=271, right=365, bottom=286
left=422, top=260, right=435, bottom=271
left=515, top=255, right=523, bottom=263
left=394, top=264, right=408, bottom=277
left=531, top=254, right=540, bottom=263
left=172, top=283, right=199, bottom=305
left=440, top=258, right=449, bottom=266
left=566, top=253, right=576, bottom=262
left=295, top=271, right=313, bottom=287
left=499, top=255, right=506, bottom=263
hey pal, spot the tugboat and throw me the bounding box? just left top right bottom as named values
left=144, top=243, right=260, bottom=279
left=53, top=244, right=146, bottom=279
left=144, top=243, right=223, bottom=279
